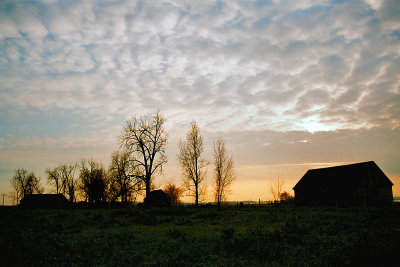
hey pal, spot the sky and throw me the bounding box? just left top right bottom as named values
left=0, top=0, right=399, bottom=204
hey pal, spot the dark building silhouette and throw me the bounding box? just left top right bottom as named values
left=293, top=161, right=393, bottom=207
left=20, top=194, right=71, bottom=208
left=144, top=190, right=171, bottom=207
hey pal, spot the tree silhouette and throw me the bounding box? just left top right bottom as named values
left=59, top=164, right=78, bottom=203
left=120, top=110, right=168, bottom=203
left=279, top=191, right=293, bottom=202
left=46, top=167, right=62, bottom=194
left=164, top=183, right=185, bottom=207
left=46, top=164, right=78, bottom=203
left=107, top=150, right=143, bottom=203
left=10, top=168, right=43, bottom=203
left=270, top=177, right=284, bottom=202
left=177, top=121, right=208, bottom=206
left=79, top=159, right=107, bottom=205
left=213, top=138, right=235, bottom=206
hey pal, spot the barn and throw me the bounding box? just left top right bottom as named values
left=143, top=190, right=171, bottom=207
left=20, top=194, right=71, bottom=208
left=293, top=161, right=393, bottom=207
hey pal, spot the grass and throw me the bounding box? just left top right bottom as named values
left=1, top=205, right=400, bottom=266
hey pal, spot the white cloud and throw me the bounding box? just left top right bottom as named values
left=0, top=0, right=399, bottom=133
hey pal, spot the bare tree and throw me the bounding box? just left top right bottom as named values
left=107, top=150, right=142, bottom=203
left=46, top=164, right=78, bottom=203
left=10, top=168, right=43, bottom=204
left=10, top=169, right=24, bottom=204
left=120, top=110, right=168, bottom=202
left=46, top=167, right=62, bottom=194
left=177, top=121, right=208, bottom=206
left=25, top=172, right=43, bottom=195
left=163, top=182, right=185, bottom=207
left=79, top=159, right=107, bottom=205
left=59, top=164, right=78, bottom=203
left=213, top=138, right=235, bottom=206
left=7, top=190, right=18, bottom=205
left=270, top=177, right=284, bottom=202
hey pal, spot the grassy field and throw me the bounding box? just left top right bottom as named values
left=1, top=205, right=400, bottom=266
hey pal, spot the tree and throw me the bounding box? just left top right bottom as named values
left=46, top=167, right=62, bottom=194
left=46, top=164, right=78, bottom=203
left=58, top=164, right=78, bottom=203
left=177, top=121, right=208, bottom=206
left=107, top=150, right=142, bottom=203
left=163, top=183, right=185, bottom=207
left=213, top=138, right=235, bottom=206
left=120, top=110, right=168, bottom=202
left=270, top=177, right=284, bottom=202
left=279, top=191, right=293, bottom=202
left=10, top=168, right=43, bottom=204
left=10, top=169, right=25, bottom=204
left=79, top=159, right=107, bottom=205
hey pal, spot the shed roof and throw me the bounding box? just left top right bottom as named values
left=293, top=161, right=393, bottom=191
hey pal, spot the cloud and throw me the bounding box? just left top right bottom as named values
left=295, top=88, right=331, bottom=112
left=0, top=0, right=399, bottom=183
left=218, top=126, right=400, bottom=173
left=0, top=1, right=398, bottom=132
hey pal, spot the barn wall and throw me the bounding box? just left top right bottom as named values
left=377, top=187, right=393, bottom=206
left=295, top=185, right=393, bottom=207
left=295, top=187, right=356, bottom=206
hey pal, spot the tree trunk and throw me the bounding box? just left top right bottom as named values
left=145, top=178, right=151, bottom=207
left=195, top=182, right=199, bottom=206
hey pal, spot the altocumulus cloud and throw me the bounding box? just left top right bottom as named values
left=0, top=0, right=400, bottom=191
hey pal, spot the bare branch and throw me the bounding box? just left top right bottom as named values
left=120, top=110, right=168, bottom=201
left=270, top=177, right=284, bottom=202
left=213, top=138, right=236, bottom=206
left=177, top=121, right=208, bottom=206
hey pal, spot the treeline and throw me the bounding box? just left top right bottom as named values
left=9, top=110, right=236, bottom=206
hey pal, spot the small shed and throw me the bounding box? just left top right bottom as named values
left=20, top=194, right=71, bottom=208
left=143, top=190, right=171, bottom=207
left=293, top=161, right=393, bottom=207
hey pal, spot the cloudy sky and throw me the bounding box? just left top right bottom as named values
left=1, top=0, right=399, bottom=203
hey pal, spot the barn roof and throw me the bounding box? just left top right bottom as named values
left=293, top=161, right=393, bottom=191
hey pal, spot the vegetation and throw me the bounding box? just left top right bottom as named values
left=163, top=183, right=184, bottom=207
left=46, top=163, right=78, bottom=203
left=213, top=138, right=235, bottom=206
left=79, top=159, right=108, bottom=205
left=107, top=151, right=142, bottom=203
left=7, top=111, right=242, bottom=207
left=120, top=110, right=168, bottom=201
left=10, top=168, right=43, bottom=203
left=177, top=121, right=208, bottom=206
left=279, top=191, right=294, bottom=202
left=1, top=205, right=400, bottom=266
left=270, top=177, right=284, bottom=202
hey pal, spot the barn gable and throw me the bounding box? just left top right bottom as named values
left=293, top=161, right=393, bottom=206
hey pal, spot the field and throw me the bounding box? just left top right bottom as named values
left=1, top=205, right=400, bottom=266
